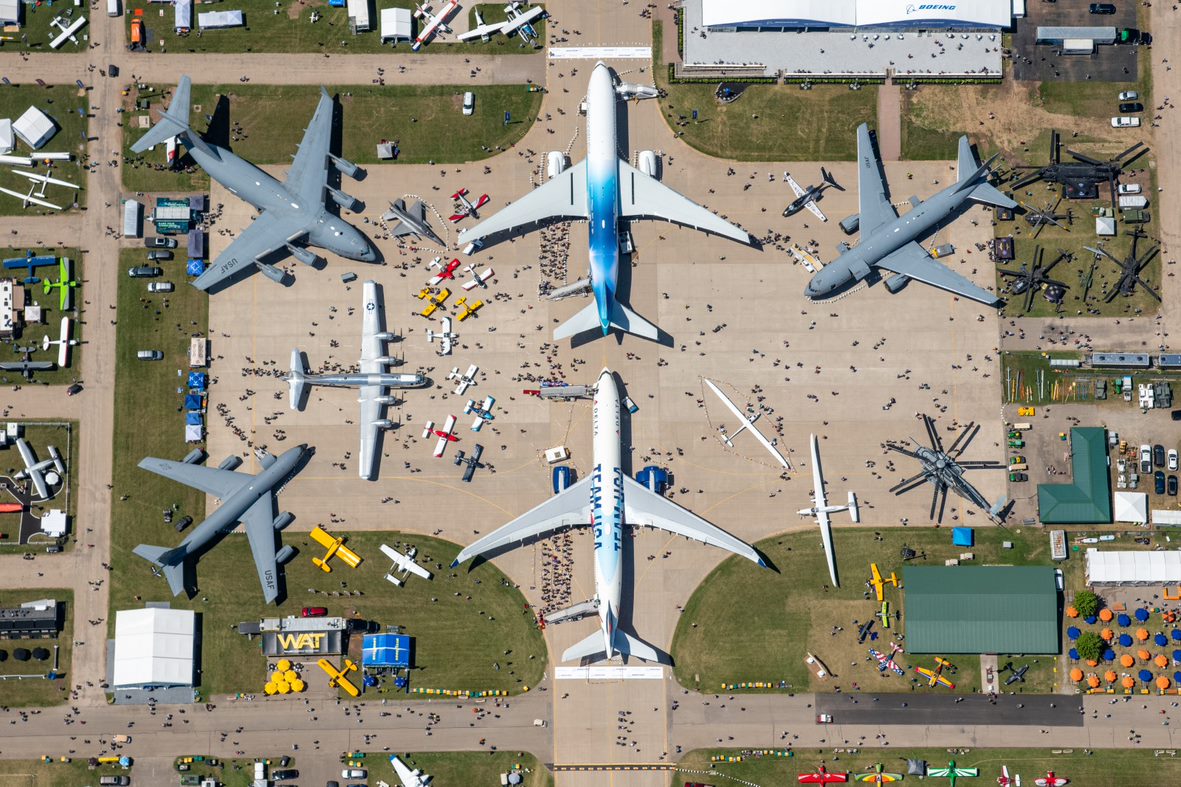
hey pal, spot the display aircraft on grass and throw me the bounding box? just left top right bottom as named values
left=286, top=281, right=426, bottom=480
left=390, top=755, right=433, bottom=787
left=997, top=767, right=1020, bottom=787
left=42, top=257, right=77, bottom=310
left=799, top=765, right=849, bottom=784
left=1033, top=773, right=1067, bottom=787
left=310, top=525, right=363, bottom=572
left=784, top=168, right=843, bottom=221
left=804, top=125, right=1014, bottom=305
left=42, top=316, right=77, bottom=368
left=854, top=764, right=904, bottom=785
left=867, top=562, right=899, bottom=602
left=458, top=63, right=751, bottom=342
left=703, top=378, right=790, bottom=469
left=380, top=543, right=433, bottom=587
left=927, top=761, right=979, bottom=787
left=915, top=657, right=956, bottom=689
left=458, top=2, right=545, bottom=44
left=14, top=438, right=64, bottom=500
left=132, top=76, right=375, bottom=291
left=451, top=368, right=766, bottom=663
left=133, top=445, right=311, bottom=604
left=799, top=433, right=857, bottom=586
left=412, top=0, right=459, bottom=50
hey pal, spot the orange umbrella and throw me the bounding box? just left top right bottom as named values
left=1138, top=628, right=1151, bottom=641
left=1101, top=628, right=1114, bottom=641
left=1087, top=659, right=1099, bottom=667
left=1069, top=668, right=1084, bottom=682
left=1087, top=674, right=1101, bottom=688
left=1159, top=676, right=1172, bottom=690
left=1121, top=654, right=1135, bottom=668
left=1100, top=608, right=1114, bottom=622
left=1067, top=606, right=1080, bottom=618
left=1123, top=676, right=1136, bottom=689
left=1105, top=670, right=1118, bottom=683
left=1156, top=655, right=1169, bottom=669
left=1139, top=649, right=1152, bottom=662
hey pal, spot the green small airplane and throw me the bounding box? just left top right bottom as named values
left=41, top=257, right=78, bottom=311
left=927, top=760, right=979, bottom=787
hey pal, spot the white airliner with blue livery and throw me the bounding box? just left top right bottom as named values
left=457, top=63, right=751, bottom=342
left=451, top=369, right=766, bottom=663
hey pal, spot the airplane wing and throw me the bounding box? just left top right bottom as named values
left=809, top=435, right=827, bottom=509
left=855, top=123, right=897, bottom=234
left=500, top=6, right=543, bottom=34
left=928, top=769, right=951, bottom=778
left=138, top=457, right=250, bottom=501
left=703, top=380, right=789, bottom=468
left=621, top=475, right=763, bottom=565
left=284, top=87, right=335, bottom=205
left=618, top=160, right=750, bottom=244
left=391, top=756, right=427, bottom=787
left=456, top=160, right=588, bottom=245
left=360, top=280, right=386, bottom=373
left=358, top=391, right=383, bottom=480
left=194, top=210, right=306, bottom=291
left=875, top=241, right=999, bottom=305
left=787, top=174, right=805, bottom=198
left=457, top=21, right=506, bottom=41
left=452, top=476, right=594, bottom=565
left=404, top=560, right=431, bottom=580
left=805, top=200, right=827, bottom=222
left=241, top=493, right=281, bottom=604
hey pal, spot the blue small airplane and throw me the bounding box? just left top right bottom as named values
left=2, top=251, right=58, bottom=285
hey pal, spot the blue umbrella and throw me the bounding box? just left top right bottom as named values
left=1136, top=608, right=1151, bottom=622
left=1140, top=669, right=1155, bottom=683
left=1174, top=650, right=1181, bottom=663
left=1085, top=615, right=1099, bottom=625
left=1120, top=634, right=1134, bottom=647
left=1118, top=614, right=1133, bottom=627
left=1103, top=648, right=1116, bottom=662
left=1174, top=671, right=1181, bottom=683
left=1068, top=648, right=1080, bottom=660
left=1157, top=634, right=1169, bottom=647
left=1173, top=629, right=1181, bottom=642
left=1067, top=626, right=1081, bottom=640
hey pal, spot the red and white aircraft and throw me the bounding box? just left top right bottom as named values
left=411, top=0, right=459, bottom=51
left=1034, top=772, right=1067, bottom=787
left=449, top=188, right=490, bottom=223
left=997, top=766, right=1020, bottom=787
left=799, top=765, right=849, bottom=784
left=423, top=414, right=459, bottom=457
left=428, top=257, right=462, bottom=286
left=461, top=264, right=495, bottom=291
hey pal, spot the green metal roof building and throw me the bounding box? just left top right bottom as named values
left=1037, top=427, right=1112, bottom=524
left=904, top=566, right=1059, bottom=654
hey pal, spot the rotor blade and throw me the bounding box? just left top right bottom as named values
left=1103, top=285, right=1121, bottom=303
left=1084, top=246, right=1122, bottom=266
left=957, top=460, right=1004, bottom=468
left=947, top=422, right=979, bottom=458
left=1065, top=148, right=1103, bottom=167
left=924, top=415, right=943, bottom=453
left=937, top=485, right=949, bottom=523
left=883, top=443, right=920, bottom=459
left=891, top=476, right=931, bottom=496
left=1119, top=143, right=1148, bottom=167
left=929, top=484, right=940, bottom=521
left=1024, top=287, right=1035, bottom=313
left=1135, top=279, right=1162, bottom=302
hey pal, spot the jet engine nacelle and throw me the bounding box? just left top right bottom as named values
left=286, top=244, right=323, bottom=267
left=273, top=511, right=294, bottom=532
left=327, top=186, right=362, bottom=213
left=546, top=151, right=567, bottom=180
left=637, top=150, right=659, bottom=179
left=255, top=260, right=285, bottom=283
left=373, top=418, right=394, bottom=429
left=884, top=273, right=911, bottom=294
left=276, top=544, right=297, bottom=564
left=218, top=455, right=242, bottom=471
left=616, top=82, right=660, bottom=100
left=329, top=153, right=363, bottom=179
left=839, top=214, right=860, bottom=235
left=183, top=448, right=207, bottom=465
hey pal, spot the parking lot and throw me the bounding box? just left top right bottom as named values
left=1012, top=0, right=1141, bottom=82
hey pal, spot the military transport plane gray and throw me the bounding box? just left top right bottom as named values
left=286, top=280, right=427, bottom=480
left=133, top=445, right=311, bottom=604
left=804, top=124, right=1015, bottom=305
left=383, top=199, right=445, bottom=247
left=131, top=76, right=375, bottom=291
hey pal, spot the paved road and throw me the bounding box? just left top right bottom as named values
left=815, top=694, right=1083, bottom=727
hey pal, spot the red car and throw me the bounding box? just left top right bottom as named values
left=301, top=607, right=327, bottom=618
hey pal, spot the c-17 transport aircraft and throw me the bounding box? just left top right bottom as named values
left=133, top=445, right=311, bottom=604
left=804, top=124, right=1015, bottom=305
left=285, top=280, right=427, bottom=480
left=458, top=62, right=751, bottom=342
left=452, top=368, right=766, bottom=663
left=132, top=76, right=376, bottom=292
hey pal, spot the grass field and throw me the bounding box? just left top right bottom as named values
left=126, top=0, right=543, bottom=55
left=0, top=420, right=80, bottom=530
left=671, top=526, right=1062, bottom=695
left=0, top=249, right=83, bottom=387
left=2, top=4, right=90, bottom=55
left=0, top=760, right=133, bottom=787
left=654, top=22, right=875, bottom=161
left=121, top=82, right=542, bottom=193
left=675, top=747, right=1181, bottom=787
left=0, top=86, right=88, bottom=216
left=364, top=751, right=552, bottom=787
left=0, top=589, right=72, bottom=707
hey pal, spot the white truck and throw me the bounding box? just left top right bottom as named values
left=107, top=0, right=120, bottom=16
left=1118, top=194, right=1148, bottom=210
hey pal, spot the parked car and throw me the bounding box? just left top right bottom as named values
left=1010, top=455, right=1026, bottom=465
left=1173, top=410, right=1181, bottom=421
left=147, top=249, right=174, bottom=261
left=1009, top=472, right=1028, bottom=482
left=66, top=383, right=83, bottom=396
left=462, top=91, right=475, bottom=116
left=1119, top=102, right=1143, bottom=113
left=1141, top=444, right=1153, bottom=473
left=1170, top=449, right=1178, bottom=472
left=1155, top=444, right=1166, bottom=467
left=341, top=769, right=367, bottom=779
left=1171, top=476, right=1179, bottom=497
left=174, top=515, right=193, bottom=533
left=303, top=606, right=328, bottom=617
left=163, top=508, right=173, bottom=525
left=1090, top=3, right=1117, bottom=13
left=273, top=769, right=299, bottom=781
left=46, top=544, right=62, bottom=553
left=1119, top=90, right=1140, bottom=101
left=145, top=236, right=177, bottom=248
left=128, top=266, right=162, bottom=278
left=137, top=350, right=164, bottom=361
left=1111, top=116, right=1141, bottom=128
left=1155, top=470, right=1166, bottom=495
left=148, top=281, right=174, bottom=293
left=1118, top=183, right=1142, bottom=195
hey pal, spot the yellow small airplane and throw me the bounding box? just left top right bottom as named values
left=455, top=296, right=483, bottom=321
left=309, top=525, right=363, bottom=573
left=915, top=657, right=956, bottom=689
left=420, top=287, right=450, bottom=318
left=867, top=563, right=899, bottom=602
left=317, top=657, right=360, bottom=698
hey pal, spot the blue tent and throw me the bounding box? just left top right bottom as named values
left=185, top=412, right=203, bottom=426
left=184, top=394, right=203, bottom=411
left=1156, top=633, right=1168, bottom=647
left=1139, top=669, right=1154, bottom=683
left=1136, top=608, right=1150, bottom=622
left=1118, top=613, right=1132, bottom=627
left=186, top=258, right=206, bottom=276
left=1068, top=648, right=1079, bottom=660
left=1119, top=634, right=1134, bottom=647
left=188, top=372, right=207, bottom=391
left=362, top=634, right=412, bottom=668
left=1067, top=626, right=1081, bottom=640
left=952, top=527, right=974, bottom=547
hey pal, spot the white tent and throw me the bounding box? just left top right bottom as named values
left=0, top=119, right=14, bottom=155
left=347, top=0, right=371, bottom=32
left=112, top=608, right=196, bottom=688
left=702, top=0, right=1010, bottom=29
left=0, top=0, right=19, bottom=26
left=1086, top=548, right=1181, bottom=585
left=12, top=106, right=57, bottom=150
left=198, top=9, right=244, bottom=29
left=175, top=0, right=192, bottom=31
left=1114, top=491, right=1148, bottom=525
left=380, top=7, right=411, bottom=43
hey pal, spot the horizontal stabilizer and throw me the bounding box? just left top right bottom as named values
left=133, top=543, right=187, bottom=596
left=562, top=630, right=607, bottom=663
left=610, top=301, right=659, bottom=341
left=616, top=630, right=660, bottom=662
left=130, top=75, right=213, bottom=157
left=287, top=349, right=309, bottom=411
left=966, top=181, right=1017, bottom=209
left=553, top=301, right=602, bottom=340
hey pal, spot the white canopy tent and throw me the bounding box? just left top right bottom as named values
left=380, top=7, right=412, bottom=42
left=112, top=608, right=196, bottom=688
left=1086, top=548, right=1181, bottom=585
left=1114, top=491, right=1148, bottom=525
left=702, top=0, right=1010, bottom=29
left=198, top=9, right=244, bottom=29
left=13, top=106, right=57, bottom=150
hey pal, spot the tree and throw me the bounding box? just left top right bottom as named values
left=1076, top=631, right=1104, bottom=663
left=1073, top=590, right=1100, bottom=619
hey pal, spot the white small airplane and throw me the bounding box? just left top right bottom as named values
left=997, top=766, right=1021, bottom=787
left=42, top=316, right=78, bottom=368
left=457, top=2, right=544, bottom=43
left=703, top=379, right=790, bottom=469
left=426, top=316, right=457, bottom=356
left=464, top=395, right=496, bottom=431
left=411, top=0, right=459, bottom=51
left=11, top=169, right=80, bottom=191
left=0, top=185, right=61, bottom=211
left=448, top=363, right=478, bottom=395
left=423, top=414, right=459, bottom=457
left=798, top=433, right=858, bottom=587
left=14, top=438, right=64, bottom=500
left=380, top=544, right=433, bottom=587
left=461, top=264, right=494, bottom=291
left=390, top=755, right=432, bottom=787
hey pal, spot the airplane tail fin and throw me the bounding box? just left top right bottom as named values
left=821, top=166, right=845, bottom=191
left=287, top=349, right=309, bottom=411
left=847, top=490, right=860, bottom=523
left=955, top=135, right=1016, bottom=209
left=133, top=544, right=187, bottom=596
left=130, top=76, right=213, bottom=157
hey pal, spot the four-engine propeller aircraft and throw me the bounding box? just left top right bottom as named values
left=133, top=445, right=311, bottom=604
left=799, top=433, right=858, bottom=587
left=804, top=125, right=1014, bottom=305
left=285, top=281, right=426, bottom=480
left=132, top=76, right=376, bottom=292
left=451, top=369, right=766, bottom=664
left=784, top=167, right=844, bottom=221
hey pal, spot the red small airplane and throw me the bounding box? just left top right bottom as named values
left=997, top=766, right=1019, bottom=787
left=449, top=188, right=490, bottom=222
left=799, top=764, right=849, bottom=784
left=1034, top=772, right=1067, bottom=787
left=428, top=257, right=462, bottom=286
left=424, top=414, right=459, bottom=457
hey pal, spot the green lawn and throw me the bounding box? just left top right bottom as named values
left=899, top=87, right=990, bottom=161
left=1038, top=80, right=1144, bottom=119
left=0, top=589, right=72, bottom=707
left=2, top=4, right=90, bottom=54
left=0, top=86, right=88, bottom=215
left=0, top=420, right=79, bottom=526
left=0, top=760, right=133, bottom=786
left=364, top=751, right=552, bottom=787
left=0, top=249, right=83, bottom=386
left=126, top=0, right=543, bottom=55
left=999, top=351, right=1181, bottom=405
left=675, top=747, right=1181, bottom=787
left=654, top=21, right=875, bottom=161
left=672, top=526, right=1060, bottom=694
left=121, top=82, right=542, bottom=192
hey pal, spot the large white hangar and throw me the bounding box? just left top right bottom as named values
left=702, top=0, right=1013, bottom=31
